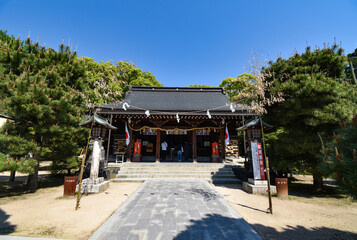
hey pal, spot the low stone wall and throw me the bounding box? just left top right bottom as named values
left=108, top=163, right=121, bottom=179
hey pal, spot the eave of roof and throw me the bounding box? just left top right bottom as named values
left=236, top=117, right=273, bottom=131
left=80, top=114, right=117, bottom=130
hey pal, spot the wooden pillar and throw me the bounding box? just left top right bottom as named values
left=106, top=114, right=113, bottom=161
left=156, top=129, right=161, bottom=162
left=126, top=127, right=132, bottom=162
left=193, top=130, right=197, bottom=163
left=220, top=126, right=225, bottom=162
left=242, top=116, right=247, bottom=160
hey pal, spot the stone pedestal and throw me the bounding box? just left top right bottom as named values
left=76, top=177, right=109, bottom=193
left=242, top=178, right=276, bottom=195
left=77, top=139, right=110, bottom=193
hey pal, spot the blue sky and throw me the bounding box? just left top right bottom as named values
left=1, top=0, right=356, bottom=87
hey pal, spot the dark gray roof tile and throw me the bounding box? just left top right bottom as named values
left=98, top=86, right=249, bottom=113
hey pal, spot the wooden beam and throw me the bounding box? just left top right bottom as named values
left=220, top=126, right=225, bottom=162
left=106, top=114, right=113, bottom=161
left=156, top=129, right=161, bottom=162
left=193, top=130, right=197, bottom=163
left=242, top=116, right=247, bottom=159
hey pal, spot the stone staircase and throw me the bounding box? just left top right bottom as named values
left=112, top=162, right=241, bottom=183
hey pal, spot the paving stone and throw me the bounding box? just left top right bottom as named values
left=127, top=232, right=141, bottom=240
left=163, top=218, right=176, bottom=231
left=164, top=211, right=175, bottom=219
left=134, top=219, right=151, bottom=230
left=89, top=179, right=261, bottom=240
left=161, top=231, right=176, bottom=240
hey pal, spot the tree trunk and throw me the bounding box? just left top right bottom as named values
left=9, top=171, right=16, bottom=182
left=27, top=140, right=42, bottom=191
left=313, top=171, right=323, bottom=192
left=27, top=161, right=39, bottom=191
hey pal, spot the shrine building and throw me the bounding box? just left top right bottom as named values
left=94, top=86, right=254, bottom=163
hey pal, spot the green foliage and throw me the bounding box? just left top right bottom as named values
left=219, top=73, right=254, bottom=101
left=264, top=44, right=357, bottom=188
left=320, top=116, right=357, bottom=199
left=79, top=57, right=162, bottom=104
left=0, top=34, right=88, bottom=179
left=0, top=30, right=17, bottom=45
left=0, top=130, right=38, bottom=173
left=116, top=61, right=162, bottom=93
left=346, top=48, right=357, bottom=84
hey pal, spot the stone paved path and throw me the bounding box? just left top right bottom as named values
left=90, top=179, right=261, bottom=240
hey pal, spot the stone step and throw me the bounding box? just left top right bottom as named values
left=112, top=178, right=241, bottom=184
left=118, top=165, right=233, bottom=168
left=118, top=166, right=233, bottom=170
left=110, top=163, right=236, bottom=167
left=112, top=162, right=240, bottom=182
left=211, top=178, right=242, bottom=184
left=116, top=173, right=237, bottom=179
left=118, top=167, right=233, bottom=171
left=117, top=170, right=234, bottom=174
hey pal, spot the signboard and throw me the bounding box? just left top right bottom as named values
left=196, top=129, right=209, bottom=136
left=251, top=142, right=265, bottom=180
left=166, top=130, right=187, bottom=135
left=143, top=129, right=157, bottom=135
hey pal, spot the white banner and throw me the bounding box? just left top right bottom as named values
left=251, top=142, right=261, bottom=180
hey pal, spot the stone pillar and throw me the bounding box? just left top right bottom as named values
left=90, top=139, right=101, bottom=180
left=193, top=130, right=197, bottom=163
left=156, top=129, right=161, bottom=162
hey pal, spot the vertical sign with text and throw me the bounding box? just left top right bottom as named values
left=257, top=142, right=265, bottom=180
left=251, top=142, right=265, bottom=180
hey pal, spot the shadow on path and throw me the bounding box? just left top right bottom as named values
left=236, top=203, right=268, bottom=214
left=251, top=224, right=357, bottom=240
left=0, top=208, right=15, bottom=235
left=174, top=213, right=261, bottom=240
left=187, top=188, right=219, bottom=202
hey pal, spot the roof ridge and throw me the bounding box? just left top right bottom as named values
left=130, top=86, right=225, bottom=93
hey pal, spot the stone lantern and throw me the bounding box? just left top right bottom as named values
left=77, top=114, right=117, bottom=193
left=237, top=117, right=276, bottom=195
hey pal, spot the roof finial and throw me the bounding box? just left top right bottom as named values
left=122, top=102, right=130, bottom=111
left=207, top=110, right=212, bottom=119
left=230, top=103, right=235, bottom=113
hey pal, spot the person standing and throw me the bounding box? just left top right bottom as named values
left=161, top=140, right=168, bottom=161
left=177, top=142, right=183, bottom=162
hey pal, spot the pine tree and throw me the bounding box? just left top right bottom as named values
left=321, top=115, right=357, bottom=198
left=264, top=44, right=357, bottom=191
left=0, top=32, right=88, bottom=189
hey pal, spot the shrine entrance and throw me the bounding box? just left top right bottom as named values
left=95, top=86, right=254, bottom=164
left=130, top=128, right=220, bottom=163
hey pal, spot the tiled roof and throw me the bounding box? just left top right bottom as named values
left=98, top=86, right=249, bottom=113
